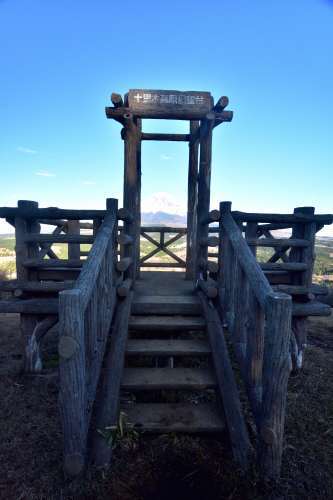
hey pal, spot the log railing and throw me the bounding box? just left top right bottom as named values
left=197, top=202, right=332, bottom=478
left=139, top=226, right=187, bottom=268
left=218, top=201, right=293, bottom=479
left=58, top=198, right=119, bottom=477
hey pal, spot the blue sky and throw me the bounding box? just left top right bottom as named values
left=0, top=0, right=333, bottom=232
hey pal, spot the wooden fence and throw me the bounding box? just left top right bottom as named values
left=0, top=199, right=136, bottom=476
left=139, top=226, right=187, bottom=268
left=197, top=201, right=332, bottom=479
left=58, top=199, right=119, bottom=476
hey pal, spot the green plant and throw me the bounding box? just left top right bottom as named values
left=97, top=411, right=139, bottom=448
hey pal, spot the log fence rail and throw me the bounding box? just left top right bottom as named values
left=197, top=201, right=332, bottom=478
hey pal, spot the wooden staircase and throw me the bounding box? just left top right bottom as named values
left=120, top=293, right=225, bottom=433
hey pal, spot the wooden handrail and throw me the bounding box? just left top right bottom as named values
left=73, top=211, right=117, bottom=309
left=221, top=211, right=272, bottom=308
left=58, top=199, right=119, bottom=476
left=218, top=201, right=294, bottom=479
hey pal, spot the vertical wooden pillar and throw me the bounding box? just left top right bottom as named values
left=289, top=207, right=316, bottom=370
left=259, top=292, right=292, bottom=479
left=67, top=220, right=81, bottom=260
left=15, top=200, right=40, bottom=372
left=218, top=201, right=232, bottom=315
left=290, top=207, right=316, bottom=286
left=136, top=118, right=142, bottom=278
left=123, top=114, right=140, bottom=281
left=195, top=114, right=214, bottom=279
left=185, top=120, right=199, bottom=280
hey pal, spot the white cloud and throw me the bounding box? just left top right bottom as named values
left=82, top=180, right=97, bottom=185
left=17, top=146, right=37, bottom=154
left=35, top=170, right=56, bottom=177
left=160, top=154, right=173, bottom=161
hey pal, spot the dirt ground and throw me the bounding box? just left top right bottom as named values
left=0, top=313, right=332, bottom=500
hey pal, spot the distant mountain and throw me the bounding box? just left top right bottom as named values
left=141, top=192, right=186, bottom=216
left=142, top=211, right=186, bottom=226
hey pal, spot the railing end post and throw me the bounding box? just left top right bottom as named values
left=106, top=198, right=118, bottom=212
left=219, top=201, right=232, bottom=215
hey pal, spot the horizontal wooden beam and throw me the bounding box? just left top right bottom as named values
left=260, top=263, right=307, bottom=272
left=141, top=132, right=190, bottom=142
left=0, top=207, right=107, bottom=220
left=24, top=234, right=94, bottom=244
left=272, top=284, right=328, bottom=296
left=140, top=226, right=187, bottom=234
left=140, top=262, right=185, bottom=268
left=24, top=258, right=83, bottom=268
left=292, top=301, right=331, bottom=317
left=232, top=211, right=333, bottom=225
left=0, top=298, right=58, bottom=314
left=246, top=238, right=310, bottom=248
left=106, top=106, right=201, bottom=121
left=0, top=280, right=74, bottom=293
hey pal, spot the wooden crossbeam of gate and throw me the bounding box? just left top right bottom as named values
left=140, top=227, right=186, bottom=268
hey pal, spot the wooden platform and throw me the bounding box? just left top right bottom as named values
left=134, top=271, right=195, bottom=296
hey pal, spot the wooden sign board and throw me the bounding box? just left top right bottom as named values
left=128, top=89, right=212, bottom=119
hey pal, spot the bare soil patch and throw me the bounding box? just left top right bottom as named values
left=0, top=313, right=332, bottom=499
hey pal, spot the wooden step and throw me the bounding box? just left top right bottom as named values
left=121, top=367, right=216, bottom=391
left=123, top=403, right=224, bottom=433
left=131, top=295, right=201, bottom=316
left=126, top=339, right=210, bottom=356
left=129, top=315, right=206, bottom=332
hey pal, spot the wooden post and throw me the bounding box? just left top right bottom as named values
left=67, top=220, right=81, bottom=260
left=15, top=200, right=41, bottom=372
left=123, top=114, right=140, bottom=281
left=136, top=118, right=142, bottom=278
left=245, top=222, right=258, bottom=257
left=186, top=120, right=199, bottom=280
left=290, top=207, right=316, bottom=286
left=218, top=201, right=232, bottom=316
left=195, top=114, right=214, bottom=278
left=58, top=289, right=86, bottom=477
left=259, top=292, right=292, bottom=479
left=289, top=207, right=316, bottom=369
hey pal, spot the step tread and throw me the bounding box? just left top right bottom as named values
left=121, top=367, right=216, bottom=390
left=126, top=338, right=211, bottom=356
left=131, top=295, right=202, bottom=315
left=133, top=295, right=200, bottom=305
left=129, top=315, right=206, bottom=331
left=122, top=403, right=224, bottom=433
